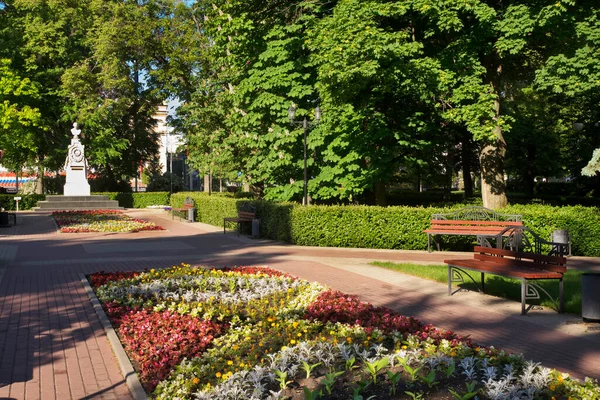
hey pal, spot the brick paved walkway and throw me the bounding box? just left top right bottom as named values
left=0, top=209, right=599, bottom=399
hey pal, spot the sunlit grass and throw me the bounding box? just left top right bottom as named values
left=370, top=261, right=582, bottom=315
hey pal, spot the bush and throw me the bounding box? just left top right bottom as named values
left=96, top=192, right=170, bottom=208
left=0, top=194, right=46, bottom=210
left=167, top=194, right=600, bottom=257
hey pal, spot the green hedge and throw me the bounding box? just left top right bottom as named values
left=168, top=194, right=600, bottom=257
left=0, top=194, right=45, bottom=210
left=97, top=192, right=170, bottom=208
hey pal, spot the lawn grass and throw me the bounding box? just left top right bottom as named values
left=370, top=261, right=583, bottom=315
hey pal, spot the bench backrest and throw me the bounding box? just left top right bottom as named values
left=432, top=206, right=522, bottom=222
left=430, top=220, right=523, bottom=227
left=181, top=203, right=194, bottom=210
left=428, top=220, right=523, bottom=233
left=237, top=211, right=256, bottom=220
left=473, top=246, right=566, bottom=273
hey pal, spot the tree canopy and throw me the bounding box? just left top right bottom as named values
left=1, top=0, right=600, bottom=204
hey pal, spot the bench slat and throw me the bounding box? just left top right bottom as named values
left=473, top=246, right=566, bottom=265
left=446, top=259, right=564, bottom=279
left=430, top=220, right=524, bottom=226
left=425, top=227, right=513, bottom=233
left=473, top=254, right=566, bottom=273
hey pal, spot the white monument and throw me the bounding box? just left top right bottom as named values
left=63, top=122, right=91, bottom=196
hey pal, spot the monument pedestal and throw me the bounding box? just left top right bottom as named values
left=64, top=168, right=90, bottom=196
left=34, top=195, right=122, bottom=211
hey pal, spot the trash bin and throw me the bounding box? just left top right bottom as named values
left=582, top=273, right=600, bottom=321
left=0, top=212, right=8, bottom=226
left=551, top=229, right=571, bottom=256
left=252, top=218, right=260, bottom=237
left=187, top=207, right=195, bottom=223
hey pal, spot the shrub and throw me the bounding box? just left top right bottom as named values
left=97, top=192, right=170, bottom=208
left=0, top=194, right=45, bottom=210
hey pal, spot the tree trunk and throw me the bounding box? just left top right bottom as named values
left=480, top=131, right=508, bottom=209
left=374, top=181, right=387, bottom=206
left=203, top=174, right=211, bottom=194
left=525, top=143, right=536, bottom=197
left=481, top=65, right=508, bottom=210
left=36, top=167, right=44, bottom=194
left=461, top=132, right=473, bottom=198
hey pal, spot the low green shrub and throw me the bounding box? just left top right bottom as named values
left=97, top=192, right=170, bottom=208
left=0, top=194, right=45, bottom=210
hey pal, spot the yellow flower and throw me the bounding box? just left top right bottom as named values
left=297, top=333, right=302, bottom=337
left=215, top=372, right=222, bottom=378
left=550, top=385, right=556, bottom=391
left=227, top=360, right=234, bottom=366
left=192, top=378, right=200, bottom=385
left=290, top=339, right=296, bottom=345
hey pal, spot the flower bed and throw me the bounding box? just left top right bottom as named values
left=88, top=265, right=600, bottom=399
left=53, top=210, right=164, bottom=233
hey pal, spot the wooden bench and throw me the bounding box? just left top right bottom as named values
left=223, top=205, right=256, bottom=236
left=445, top=246, right=566, bottom=315
left=171, top=197, right=195, bottom=221
left=424, top=206, right=523, bottom=252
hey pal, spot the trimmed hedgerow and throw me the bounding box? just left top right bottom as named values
left=0, top=194, right=45, bottom=210
left=98, top=192, right=170, bottom=208
left=168, top=193, right=600, bottom=256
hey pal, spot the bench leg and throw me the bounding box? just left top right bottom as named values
left=428, top=234, right=431, bottom=253
left=559, top=278, right=564, bottom=313
left=448, top=266, right=452, bottom=295
left=521, top=279, right=527, bottom=315
left=481, top=272, right=485, bottom=293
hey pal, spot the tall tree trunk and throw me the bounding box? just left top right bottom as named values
left=461, top=132, right=474, bottom=198
left=374, top=181, right=387, bottom=206
left=481, top=65, right=508, bottom=209
left=525, top=143, right=536, bottom=197
left=203, top=174, right=211, bottom=194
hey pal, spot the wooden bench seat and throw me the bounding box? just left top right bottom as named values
left=444, top=246, right=566, bottom=315
left=424, top=219, right=523, bottom=252
left=171, top=197, right=195, bottom=221
left=224, top=208, right=256, bottom=236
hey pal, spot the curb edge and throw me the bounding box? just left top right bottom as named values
left=79, top=273, right=148, bottom=400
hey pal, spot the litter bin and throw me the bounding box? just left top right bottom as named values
left=0, top=212, right=8, bottom=226
left=187, top=207, right=195, bottom=223
left=252, top=218, right=260, bottom=237
left=582, top=273, right=600, bottom=321
left=551, top=229, right=571, bottom=256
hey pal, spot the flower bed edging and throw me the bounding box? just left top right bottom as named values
left=79, top=273, right=148, bottom=400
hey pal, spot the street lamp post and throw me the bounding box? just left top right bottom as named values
left=288, top=103, right=321, bottom=205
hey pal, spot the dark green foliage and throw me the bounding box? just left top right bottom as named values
left=0, top=194, right=45, bottom=211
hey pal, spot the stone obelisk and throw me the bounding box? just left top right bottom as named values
left=63, top=122, right=91, bottom=196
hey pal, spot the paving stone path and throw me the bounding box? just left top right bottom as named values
left=0, top=209, right=599, bottom=399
